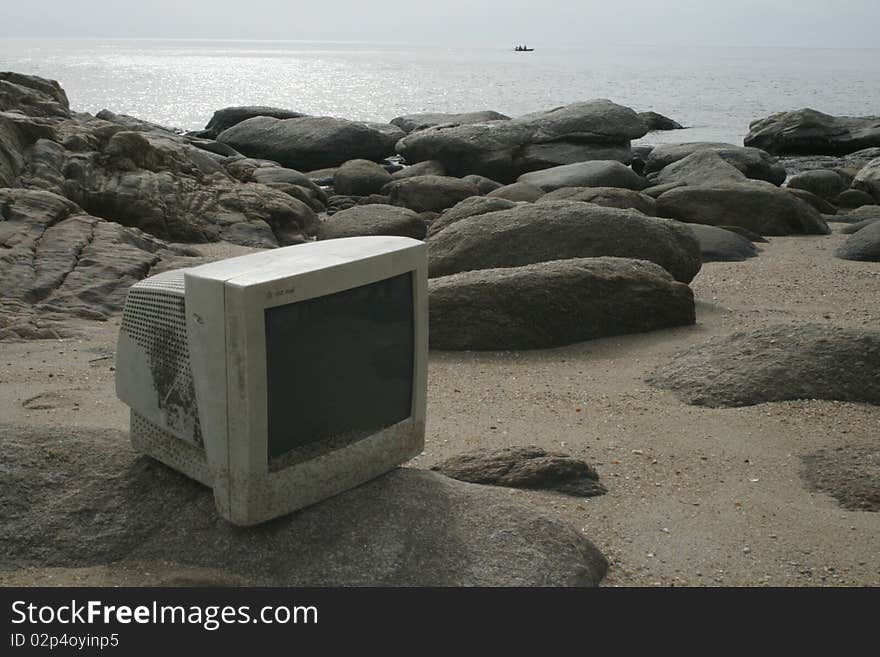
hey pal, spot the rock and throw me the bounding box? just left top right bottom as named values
left=431, top=446, right=607, bottom=497
left=0, top=72, right=70, bottom=118
left=427, top=196, right=518, bottom=237
left=359, top=121, right=406, bottom=146
left=0, top=188, right=200, bottom=322
left=654, top=151, right=747, bottom=186
left=426, top=200, right=702, bottom=284
left=645, top=142, right=786, bottom=185
left=316, top=204, right=426, bottom=240
left=201, top=105, right=309, bottom=138
left=786, top=169, right=848, bottom=200
left=744, top=108, right=880, bottom=155
left=647, top=324, right=880, bottom=407
left=217, top=116, right=396, bottom=171
left=852, top=157, right=880, bottom=202
left=840, top=205, right=880, bottom=222
left=684, top=224, right=759, bottom=262
left=638, top=111, right=684, bottom=131
left=642, top=182, right=687, bottom=198
left=835, top=189, right=877, bottom=209
left=390, top=110, right=510, bottom=133
left=391, top=159, right=446, bottom=180
left=385, top=175, right=479, bottom=213
left=717, top=225, right=768, bottom=242
left=801, top=444, right=879, bottom=512
left=95, top=109, right=181, bottom=138
left=396, top=99, right=647, bottom=183
left=428, top=257, right=695, bottom=350
left=835, top=220, right=880, bottom=261
left=486, top=182, right=545, bottom=202
left=784, top=187, right=838, bottom=215
left=656, top=182, right=831, bottom=236
left=0, top=424, right=608, bottom=586
left=333, top=159, right=392, bottom=196
left=0, top=111, right=55, bottom=187
left=461, top=174, right=503, bottom=195
left=303, top=167, right=338, bottom=186
left=839, top=218, right=880, bottom=234
left=518, top=160, right=647, bottom=192
left=538, top=186, right=656, bottom=215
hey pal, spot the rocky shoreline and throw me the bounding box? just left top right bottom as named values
left=1, top=71, right=878, bottom=586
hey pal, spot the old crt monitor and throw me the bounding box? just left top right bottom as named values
left=115, top=236, right=427, bottom=525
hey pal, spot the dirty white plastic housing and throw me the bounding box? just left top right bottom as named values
left=116, top=236, right=428, bottom=525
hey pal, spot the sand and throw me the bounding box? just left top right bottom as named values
left=1, top=226, right=878, bottom=587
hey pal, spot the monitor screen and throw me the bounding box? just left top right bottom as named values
left=264, top=272, right=414, bottom=462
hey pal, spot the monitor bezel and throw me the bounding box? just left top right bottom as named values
left=184, top=237, right=428, bottom=524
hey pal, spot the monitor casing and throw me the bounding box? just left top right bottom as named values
left=116, top=236, right=427, bottom=525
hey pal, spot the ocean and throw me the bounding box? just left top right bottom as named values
left=2, top=38, right=879, bottom=146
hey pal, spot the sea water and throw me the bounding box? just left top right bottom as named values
left=2, top=38, right=878, bottom=146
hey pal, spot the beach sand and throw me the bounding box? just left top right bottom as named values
left=1, top=225, right=878, bottom=586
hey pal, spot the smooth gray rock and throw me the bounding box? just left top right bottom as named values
left=638, top=110, right=684, bottom=131
left=201, top=105, right=309, bottom=138
left=684, top=223, right=759, bottom=262
left=390, top=110, right=510, bottom=133
left=486, top=182, right=545, bottom=202
left=461, top=174, right=503, bottom=195
left=784, top=187, right=838, bottom=215
left=745, top=108, right=880, bottom=155
left=538, top=186, right=657, bottom=215
left=217, top=116, right=396, bottom=170
left=0, top=424, right=608, bottom=586
left=391, top=159, right=446, bottom=180
left=654, top=150, right=747, bottom=186
left=427, top=196, right=518, bottom=237
left=642, top=182, right=687, bottom=198
left=656, top=182, right=831, bottom=236
left=0, top=188, right=200, bottom=324
left=836, top=189, right=877, bottom=209
left=518, top=160, right=647, bottom=192
left=786, top=169, right=848, bottom=200
left=428, top=257, right=695, bottom=350
left=385, top=175, right=479, bottom=213
left=852, top=157, right=880, bottom=202
left=835, top=220, right=880, bottom=261
left=431, top=446, right=607, bottom=497
left=396, top=99, right=646, bottom=183
left=426, top=200, right=702, bottom=283
left=648, top=324, right=880, bottom=407
left=333, top=159, right=392, bottom=196
left=839, top=217, right=880, bottom=234
left=645, top=142, right=786, bottom=185
left=316, top=204, right=426, bottom=240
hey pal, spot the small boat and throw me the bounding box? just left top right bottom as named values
left=514, top=45, right=534, bottom=52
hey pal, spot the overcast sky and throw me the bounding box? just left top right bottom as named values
left=2, top=0, right=878, bottom=48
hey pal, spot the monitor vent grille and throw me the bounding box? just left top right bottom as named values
left=121, top=271, right=202, bottom=447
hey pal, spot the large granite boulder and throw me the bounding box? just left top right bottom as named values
left=786, top=169, right=848, bottom=201
left=852, top=157, right=880, bottom=202
left=316, top=204, right=427, bottom=240
left=0, top=424, right=608, bottom=586
left=396, top=100, right=647, bottom=183
left=428, top=257, right=695, bottom=350
left=684, top=224, right=759, bottom=262
left=0, top=111, right=56, bottom=187
left=653, top=150, right=748, bottom=186
left=518, top=160, right=647, bottom=192
left=426, top=200, right=702, bottom=283
left=744, top=108, right=880, bottom=156
left=486, top=182, right=545, bottom=202
left=538, top=186, right=656, bottom=215
left=427, top=196, right=518, bottom=237
left=835, top=220, right=880, bottom=261
left=199, top=105, right=309, bottom=138
left=385, top=175, right=479, bottom=213
left=648, top=324, right=880, bottom=407
left=431, top=446, right=607, bottom=497
left=644, top=142, right=786, bottom=185
left=0, top=188, right=200, bottom=325
left=333, top=159, right=392, bottom=196
left=656, top=182, right=831, bottom=236
left=0, top=72, right=70, bottom=119
left=390, top=110, right=510, bottom=133
left=217, top=116, right=397, bottom=170
left=638, top=111, right=684, bottom=131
